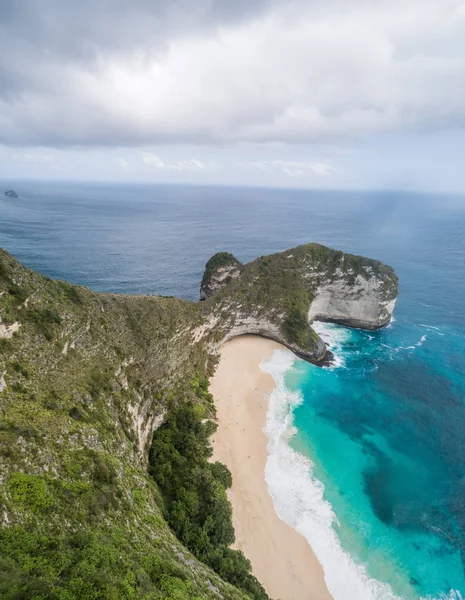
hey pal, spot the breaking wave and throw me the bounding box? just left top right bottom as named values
left=259, top=349, right=463, bottom=600
left=260, top=349, right=401, bottom=600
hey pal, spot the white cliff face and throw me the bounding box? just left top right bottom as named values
left=307, top=274, right=396, bottom=329
left=128, top=392, right=166, bottom=458
left=221, top=313, right=327, bottom=362
left=222, top=315, right=283, bottom=344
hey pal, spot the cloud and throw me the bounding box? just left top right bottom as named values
left=142, top=153, right=165, bottom=169
left=1, top=0, right=465, bottom=147
left=309, top=163, right=334, bottom=176
left=141, top=152, right=209, bottom=171
left=248, top=160, right=334, bottom=177
left=10, top=150, right=55, bottom=164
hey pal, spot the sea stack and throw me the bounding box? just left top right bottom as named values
left=4, top=190, right=18, bottom=198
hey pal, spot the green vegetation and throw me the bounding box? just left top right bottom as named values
left=0, top=526, right=209, bottom=600
left=0, top=249, right=247, bottom=599
left=149, top=400, right=268, bottom=600
left=7, top=473, right=53, bottom=513
left=283, top=302, right=310, bottom=346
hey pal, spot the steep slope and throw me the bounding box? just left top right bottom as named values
left=0, top=250, right=248, bottom=600
left=0, top=243, right=397, bottom=599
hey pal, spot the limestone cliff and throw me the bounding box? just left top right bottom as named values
left=199, top=243, right=397, bottom=363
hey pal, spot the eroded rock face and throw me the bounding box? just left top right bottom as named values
left=307, top=274, right=397, bottom=330
left=221, top=314, right=327, bottom=363
left=200, top=252, right=242, bottom=300
left=0, top=320, right=21, bottom=338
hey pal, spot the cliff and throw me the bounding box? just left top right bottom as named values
left=199, top=243, right=397, bottom=362
left=0, top=243, right=397, bottom=599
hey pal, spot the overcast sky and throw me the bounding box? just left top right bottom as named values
left=1, top=0, right=465, bottom=190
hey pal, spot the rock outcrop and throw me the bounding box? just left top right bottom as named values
left=200, top=243, right=398, bottom=363
left=307, top=274, right=396, bottom=330
left=4, top=189, right=18, bottom=198
left=200, top=252, right=242, bottom=300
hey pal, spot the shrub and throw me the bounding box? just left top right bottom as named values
left=60, top=282, right=82, bottom=305
left=27, top=308, right=61, bottom=340
left=8, top=285, right=28, bottom=304
left=8, top=473, right=53, bottom=513
left=92, top=453, right=117, bottom=485
left=149, top=398, right=268, bottom=600
left=283, top=302, right=308, bottom=346
left=210, top=461, right=232, bottom=489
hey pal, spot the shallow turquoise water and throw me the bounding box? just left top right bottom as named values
left=281, top=317, right=465, bottom=599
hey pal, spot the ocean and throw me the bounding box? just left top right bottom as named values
left=1, top=180, right=464, bottom=599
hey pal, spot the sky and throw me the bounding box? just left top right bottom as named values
left=1, top=0, right=465, bottom=191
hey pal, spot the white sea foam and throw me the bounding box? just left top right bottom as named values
left=419, top=324, right=444, bottom=336
left=312, top=320, right=350, bottom=369
left=416, top=334, right=427, bottom=347
left=434, top=592, right=464, bottom=600
left=383, top=335, right=427, bottom=354
left=386, top=314, right=396, bottom=328
left=260, top=349, right=402, bottom=600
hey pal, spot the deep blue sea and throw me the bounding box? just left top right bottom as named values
left=1, top=180, right=464, bottom=599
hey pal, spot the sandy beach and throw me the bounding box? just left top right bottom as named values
left=210, top=335, right=332, bottom=600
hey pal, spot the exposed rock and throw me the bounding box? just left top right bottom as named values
left=307, top=274, right=397, bottom=330
left=128, top=394, right=165, bottom=457
left=4, top=189, right=18, bottom=198
left=0, top=370, right=6, bottom=392
left=0, top=320, right=21, bottom=338
left=221, top=313, right=327, bottom=363
left=200, top=252, right=242, bottom=300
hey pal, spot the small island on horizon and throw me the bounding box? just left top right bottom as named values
left=4, top=189, right=18, bottom=198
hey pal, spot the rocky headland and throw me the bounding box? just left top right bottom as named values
left=200, top=243, right=397, bottom=363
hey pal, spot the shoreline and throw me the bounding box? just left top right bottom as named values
left=210, top=335, right=332, bottom=600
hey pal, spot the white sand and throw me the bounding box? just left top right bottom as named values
left=210, top=335, right=332, bottom=600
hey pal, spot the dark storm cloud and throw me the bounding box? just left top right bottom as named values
left=0, top=0, right=276, bottom=60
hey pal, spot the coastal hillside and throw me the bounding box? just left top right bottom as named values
left=0, top=244, right=397, bottom=599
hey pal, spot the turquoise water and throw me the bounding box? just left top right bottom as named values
left=262, top=315, right=465, bottom=599
left=1, top=182, right=465, bottom=598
